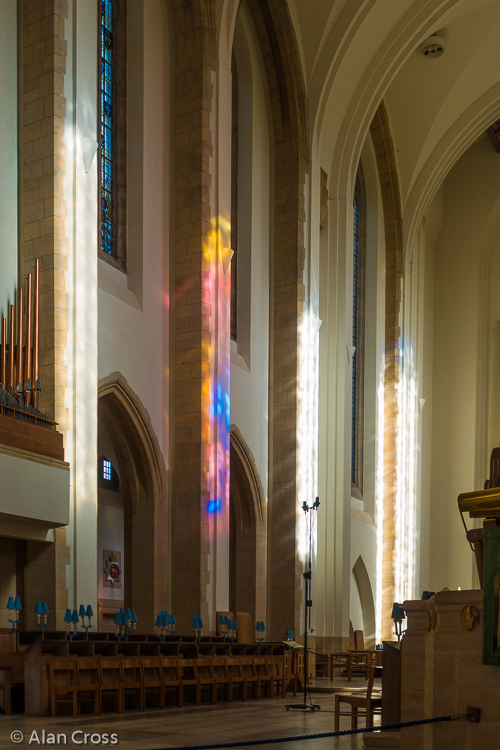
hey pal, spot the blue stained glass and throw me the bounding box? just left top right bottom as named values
left=101, top=0, right=113, bottom=254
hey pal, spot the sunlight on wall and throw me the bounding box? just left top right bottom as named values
left=395, top=336, right=417, bottom=603
left=297, top=311, right=321, bottom=561
left=375, top=369, right=385, bottom=643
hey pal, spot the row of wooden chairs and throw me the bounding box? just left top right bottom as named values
left=49, top=656, right=297, bottom=717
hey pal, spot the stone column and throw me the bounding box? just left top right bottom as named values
left=171, top=0, right=218, bottom=632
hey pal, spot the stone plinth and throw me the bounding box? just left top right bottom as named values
left=364, top=589, right=499, bottom=749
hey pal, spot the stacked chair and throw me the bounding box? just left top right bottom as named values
left=47, top=651, right=291, bottom=717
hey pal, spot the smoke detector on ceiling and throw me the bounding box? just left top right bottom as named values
left=421, top=35, right=445, bottom=58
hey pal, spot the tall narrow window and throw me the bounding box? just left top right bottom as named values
left=230, top=52, right=239, bottom=341
left=99, top=0, right=126, bottom=266
left=351, top=168, right=366, bottom=497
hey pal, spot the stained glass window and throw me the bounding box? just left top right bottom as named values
left=351, top=194, right=359, bottom=485
left=100, top=0, right=113, bottom=255
left=351, top=170, right=366, bottom=496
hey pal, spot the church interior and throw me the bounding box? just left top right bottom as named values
left=2, top=0, right=500, bottom=747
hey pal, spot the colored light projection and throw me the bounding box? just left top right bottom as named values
left=207, top=379, right=231, bottom=514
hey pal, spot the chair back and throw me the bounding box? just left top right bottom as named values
left=98, top=659, right=122, bottom=686
left=253, top=657, right=267, bottom=676
left=195, top=658, right=213, bottom=680
left=225, top=658, right=242, bottom=678
left=180, top=659, right=197, bottom=680
left=239, top=657, right=256, bottom=677
left=76, top=659, right=99, bottom=686
left=160, top=658, right=181, bottom=682
left=211, top=657, right=228, bottom=678
left=141, top=658, right=161, bottom=683
left=121, top=659, right=142, bottom=684
left=49, top=660, right=77, bottom=687
left=366, top=665, right=382, bottom=697
left=265, top=656, right=281, bottom=677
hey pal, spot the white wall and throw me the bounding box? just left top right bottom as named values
left=430, top=135, right=500, bottom=591
left=230, top=5, right=271, bottom=500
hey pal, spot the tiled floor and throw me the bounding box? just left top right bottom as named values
left=0, top=676, right=375, bottom=750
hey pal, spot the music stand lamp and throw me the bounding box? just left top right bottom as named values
left=285, top=497, right=321, bottom=712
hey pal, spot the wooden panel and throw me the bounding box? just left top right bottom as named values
left=235, top=612, right=253, bottom=644
left=0, top=414, right=64, bottom=461
left=381, top=640, right=401, bottom=726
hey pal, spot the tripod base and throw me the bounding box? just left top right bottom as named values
left=285, top=702, right=321, bottom=712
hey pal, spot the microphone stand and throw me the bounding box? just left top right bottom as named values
left=285, top=497, right=321, bottom=712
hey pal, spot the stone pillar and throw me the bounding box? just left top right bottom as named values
left=23, top=0, right=69, bottom=433
left=22, top=0, right=70, bottom=627
left=171, top=0, right=218, bottom=632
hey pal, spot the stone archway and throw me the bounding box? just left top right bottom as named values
left=98, top=372, right=168, bottom=632
left=229, top=426, right=267, bottom=624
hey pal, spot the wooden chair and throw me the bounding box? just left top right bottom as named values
left=265, top=656, right=286, bottom=698
left=121, top=658, right=144, bottom=711
left=142, top=658, right=164, bottom=709
left=179, top=659, right=200, bottom=705
left=225, top=658, right=246, bottom=701
left=194, top=658, right=216, bottom=704
left=98, top=658, right=123, bottom=713
left=334, top=666, right=382, bottom=731
left=49, top=660, right=99, bottom=718
left=212, top=657, right=232, bottom=702
left=284, top=651, right=298, bottom=696
left=0, top=667, right=12, bottom=714
left=253, top=657, right=273, bottom=698
left=239, top=657, right=260, bottom=700
left=75, top=659, right=101, bottom=716
left=160, top=657, right=183, bottom=707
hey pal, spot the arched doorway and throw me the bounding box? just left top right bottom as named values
left=98, top=373, right=168, bottom=632
left=229, top=426, right=267, bottom=624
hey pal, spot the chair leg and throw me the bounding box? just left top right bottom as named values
left=351, top=706, right=358, bottom=730
left=334, top=695, right=341, bottom=732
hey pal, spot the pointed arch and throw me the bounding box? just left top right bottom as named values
left=230, top=425, right=267, bottom=624
left=98, top=372, right=168, bottom=631
left=352, top=555, right=376, bottom=649
left=370, top=102, right=404, bottom=641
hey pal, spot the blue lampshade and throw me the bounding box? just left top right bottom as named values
left=120, top=607, right=125, bottom=615
left=227, top=619, right=232, bottom=631
left=131, top=612, right=137, bottom=623
left=155, top=614, right=161, bottom=627
left=233, top=618, right=238, bottom=629
left=114, top=612, right=122, bottom=625
left=391, top=602, right=405, bottom=620
left=14, top=597, right=22, bottom=610
left=171, top=615, right=176, bottom=624
left=220, top=614, right=225, bottom=624
left=79, top=604, right=86, bottom=617
left=86, top=605, right=93, bottom=617
left=64, top=609, right=72, bottom=623
left=125, top=607, right=132, bottom=619
left=161, top=614, right=167, bottom=627
left=35, top=601, right=43, bottom=615
left=121, top=612, right=128, bottom=625
left=72, top=609, right=79, bottom=623
left=42, top=602, right=49, bottom=615
left=192, top=612, right=198, bottom=627
left=261, top=621, right=265, bottom=630
left=198, top=613, right=204, bottom=628
left=7, top=596, right=15, bottom=609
